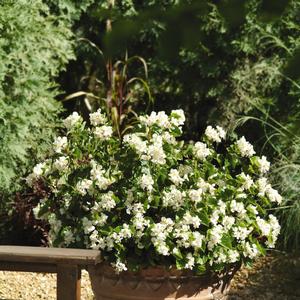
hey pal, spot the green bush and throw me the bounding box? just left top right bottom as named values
left=0, top=0, right=75, bottom=240
left=57, top=1, right=300, bottom=138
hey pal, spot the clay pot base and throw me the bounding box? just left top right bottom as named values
left=88, top=264, right=234, bottom=300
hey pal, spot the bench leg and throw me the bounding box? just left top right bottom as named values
left=57, top=264, right=81, bottom=300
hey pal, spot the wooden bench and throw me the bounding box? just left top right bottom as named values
left=0, top=246, right=101, bottom=300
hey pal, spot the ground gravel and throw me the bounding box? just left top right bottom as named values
left=0, top=270, right=93, bottom=300
left=0, top=252, right=298, bottom=299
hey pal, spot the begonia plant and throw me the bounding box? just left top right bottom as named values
left=28, top=109, right=281, bottom=274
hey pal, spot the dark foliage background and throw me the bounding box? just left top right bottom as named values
left=1, top=0, right=300, bottom=250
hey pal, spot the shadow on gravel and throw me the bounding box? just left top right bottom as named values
left=228, top=253, right=300, bottom=300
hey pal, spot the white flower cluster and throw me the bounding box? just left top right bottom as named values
left=94, top=125, right=113, bottom=140
left=257, top=156, right=270, bottom=173
left=193, top=142, right=211, bottom=160
left=89, top=109, right=107, bottom=126
left=76, top=179, right=93, bottom=196
left=236, top=136, right=256, bottom=157
left=90, top=162, right=114, bottom=190
left=63, top=112, right=82, bottom=129
left=139, top=109, right=185, bottom=129
left=257, top=178, right=282, bottom=204
left=29, top=109, right=282, bottom=274
left=205, top=125, right=226, bottom=143
left=151, top=217, right=174, bottom=256
left=162, top=185, right=185, bottom=209
left=53, top=136, right=68, bottom=154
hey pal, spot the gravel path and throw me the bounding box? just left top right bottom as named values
left=229, top=252, right=300, bottom=300
left=0, top=270, right=93, bottom=300
left=0, top=252, right=298, bottom=299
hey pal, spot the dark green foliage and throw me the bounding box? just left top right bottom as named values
left=0, top=0, right=75, bottom=240
left=58, top=1, right=300, bottom=140
left=0, top=1, right=74, bottom=193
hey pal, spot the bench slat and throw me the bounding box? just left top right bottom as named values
left=0, top=246, right=101, bottom=265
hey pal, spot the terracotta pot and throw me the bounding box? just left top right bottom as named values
left=88, top=264, right=238, bottom=300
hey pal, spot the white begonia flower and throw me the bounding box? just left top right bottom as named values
left=205, top=125, right=224, bottom=143
left=228, top=250, right=240, bottom=263
left=151, top=218, right=173, bottom=256
left=230, top=200, right=246, bottom=217
left=162, top=185, right=185, bottom=209
left=53, top=156, right=68, bottom=171
left=243, top=242, right=259, bottom=259
left=170, top=109, right=185, bottom=127
left=64, top=227, right=75, bottom=246
left=266, top=215, right=281, bottom=248
left=119, top=224, right=132, bottom=239
left=257, top=178, right=282, bottom=204
left=236, top=136, right=256, bottom=157
left=208, top=225, right=224, bottom=250
left=96, top=213, right=108, bottom=226
left=63, top=112, right=82, bottom=129
left=238, top=172, right=254, bottom=190
left=146, top=134, right=166, bottom=165
left=147, top=144, right=166, bottom=164
left=89, top=231, right=106, bottom=250
left=174, top=224, right=191, bottom=248
left=156, top=111, right=171, bottom=128
left=191, top=232, right=205, bottom=249
left=266, top=187, right=282, bottom=204
left=89, top=109, right=107, bottom=126
left=188, top=189, right=203, bottom=203
left=126, top=202, right=145, bottom=215
left=33, top=162, right=46, bottom=177
left=184, top=253, right=195, bottom=270
left=193, top=141, right=211, bottom=160
left=197, top=178, right=216, bottom=194
left=257, top=177, right=269, bottom=196
left=140, top=173, right=154, bottom=192
left=232, top=226, right=253, bottom=241
left=123, top=133, right=147, bottom=155
left=162, top=132, right=176, bottom=145
left=139, top=111, right=157, bottom=126
left=256, top=216, right=271, bottom=236
left=76, top=179, right=92, bottom=196
left=222, top=216, right=235, bottom=230
left=169, top=169, right=184, bottom=186
left=257, top=155, right=270, bottom=173
left=112, top=260, right=128, bottom=274
left=216, top=126, right=226, bottom=140
left=133, top=213, right=150, bottom=233
left=26, top=162, right=47, bottom=186
left=214, top=251, right=227, bottom=264
left=100, top=191, right=116, bottom=211
left=94, top=125, right=113, bottom=140
left=53, top=136, right=68, bottom=154
left=183, top=212, right=201, bottom=228
left=218, top=200, right=227, bottom=215
left=82, top=217, right=95, bottom=235
left=90, top=164, right=113, bottom=190
left=211, top=211, right=220, bottom=226
left=156, top=243, right=170, bottom=256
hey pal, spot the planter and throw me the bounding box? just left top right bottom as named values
left=88, top=263, right=238, bottom=300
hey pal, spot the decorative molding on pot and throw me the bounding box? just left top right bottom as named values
left=88, top=263, right=239, bottom=300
